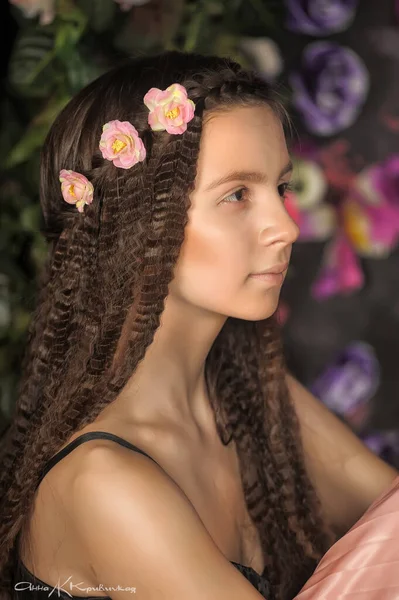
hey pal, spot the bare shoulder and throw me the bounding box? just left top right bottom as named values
left=66, top=442, right=264, bottom=600
left=286, top=372, right=398, bottom=535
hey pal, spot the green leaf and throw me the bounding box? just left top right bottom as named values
left=76, top=0, right=116, bottom=33
left=3, top=93, right=71, bottom=169
left=8, top=27, right=57, bottom=96
left=183, top=5, right=206, bottom=52
left=56, top=0, right=88, bottom=31
left=63, top=51, right=104, bottom=93
left=0, top=98, right=24, bottom=159
left=55, top=4, right=88, bottom=58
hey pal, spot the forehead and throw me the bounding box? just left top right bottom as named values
left=195, top=105, right=289, bottom=190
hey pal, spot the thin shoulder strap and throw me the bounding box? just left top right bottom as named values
left=35, top=431, right=159, bottom=490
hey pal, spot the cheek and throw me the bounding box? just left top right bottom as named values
left=174, top=221, right=248, bottom=294
left=180, top=224, right=217, bottom=267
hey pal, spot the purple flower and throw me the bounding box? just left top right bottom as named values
left=290, top=42, right=369, bottom=136
left=310, top=341, right=379, bottom=428
left=285, top=0, right=359, bottom=35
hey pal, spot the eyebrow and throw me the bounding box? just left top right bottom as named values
left=203, top=160, right=294, bottom=192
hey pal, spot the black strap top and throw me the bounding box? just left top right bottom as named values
left=13, top=431, right=271, bottom=600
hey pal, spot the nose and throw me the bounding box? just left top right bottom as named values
left=257, top=198, right=300, bottom=247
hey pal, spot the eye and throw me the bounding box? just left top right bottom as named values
left=278, top=181, right=293, bottom=201
left=221, top=187, right=249, bottom=204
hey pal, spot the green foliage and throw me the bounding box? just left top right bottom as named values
left=1, top=0, right=280, bottom=426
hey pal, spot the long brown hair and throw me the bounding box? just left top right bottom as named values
left=0, top=51, right=334, bottom=600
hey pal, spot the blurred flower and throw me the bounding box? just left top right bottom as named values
left=59, top=170, right=94, bottom=213
left=342, top=156, right=399, bottom=257
left=291, top=138, right=358, bottom=192
left=342, top=197, right=399, bottom=258
left=310, top=341, right=379, bottom=431
left=293, top=154, right=399, bottom=300
left=113, top=0, right=151, bottom=10
left=299, top=204, right=337, bottom=241
left=285, top=0, right=359, bottom=35
left=312, top=231, right=364, bottom=299
left=290, top=42, right=369, bottom=136
left=9, top=0, right=55, bottom=25
left=99, top=120, right=146, bottom=168
left=239, top=37, right=283, bottom=81
left=318, top=139, right=358, bottom=191
left=360, top=155, right=399, bottom=207
left=292, top=157, right=327, bottom=210
left=144, top=83, right=195, bottom=135
left=290, top=157, right=337, bottom=241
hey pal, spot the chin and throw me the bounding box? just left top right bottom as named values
left=228, top=296, right=280, bottom=322
left=243, top=308, right=278, bottom=322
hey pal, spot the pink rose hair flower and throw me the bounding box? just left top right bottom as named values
left=59, top=170, right=94, bottom=213
left=143, top=83, right=195, bottom=135
left=99, top=120, right=146, bottom=168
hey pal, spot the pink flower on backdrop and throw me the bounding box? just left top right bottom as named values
left=369, top=154, right=399, bottom=207
left=99, top=120, right=146, bottom=169
left=9, top=0, right=55, bottom=24
left=287, top=148, right=399, bottom=300
left=292, top=139, right=361, bottom=192
left=342, top=156, right=399, bottom=257
left=343, top=195, right=399, bottom=258
left=312, top=231, right=364, bottom=299
left=59, top=170, right=94, bottom=213
left=284, top=191, right=302, bottom=226
left=144, top=83, right=195, bottom=135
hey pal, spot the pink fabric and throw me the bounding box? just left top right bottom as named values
left=294, top=475, right=399, bottom=599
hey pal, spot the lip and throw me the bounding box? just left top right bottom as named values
left=250, top=262, right=289, bottom=276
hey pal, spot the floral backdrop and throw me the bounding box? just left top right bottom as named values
left=279, top=0, right=399, bottom=466
left=2, top=0, right=399, bottom=465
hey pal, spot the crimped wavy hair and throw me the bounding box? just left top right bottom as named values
left=0, top=51, right=334, bottom=600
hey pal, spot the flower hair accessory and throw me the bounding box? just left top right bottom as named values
left=144, top=83, right=195, bottom=134
left=59, top=84, right=195, bottom=212
left=59, top=169, right=94, bottom=213
left=99, top=119, right=147, bottom=168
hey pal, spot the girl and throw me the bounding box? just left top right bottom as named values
left=0, top=51, right=396, bottom=600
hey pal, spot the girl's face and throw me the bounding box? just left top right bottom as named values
left=170, top=104, right=299, bottom=321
